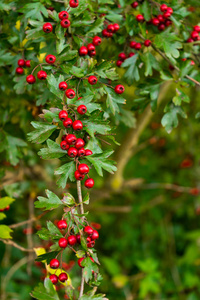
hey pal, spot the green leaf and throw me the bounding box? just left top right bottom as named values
left=0, top=212, right=6, bottom=221
left=82, top=257, right=99, bottom=283
left=62, top=193, right=75, bottom=206
left=122, top=54, right=140, bottom=85
left=82, top=120, right=111, bottom=138
left=172, top=88, right=190, bottom=106
left=28, top=122, right=57, bottom=144
left=36, top=251, right=60, bottom=264
left=31, top=278, right=60, bottom=300
left=36, top=190, right=63, bottom=210
left=83, top=193, right=90, bottom=205
left=141, top=52, right=160, bottom=76
left=47, top=74, right=65, bottom=100
left=0, top=197, right=15, bottom=209
left=140, top=0, right=151, bottom=21
left=47, top=221, right=64, bottom=238
left=161, top=106, right=187, bottom=133
left=19, top=3, right=48, bottom=21
left=76, top=96, right=101, bottom=113
left=86, top=150, right=117, bottom=176
left=38, top=139, right=67, bottom=160
left=0, top=225, right=13, bottom=239
left=5, top=135, right=27, bottom=166
left=87, top=18, right=104, bottom=35
left=54, top=161, right=76, bottom=188
left=104, top=86, right=126, bottom=115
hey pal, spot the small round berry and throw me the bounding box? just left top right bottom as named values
left=163, top=11, right=171, bottom=18
left=18, top=59, right=25, bottom=67
left=102, top=29, right=110, bottom=37
left=130, top=41, right=136, bottom=48
left=136, top=14, right=144, bottom=22
left=78, top=148, right=85, bottom=157
left=62, top=134, right=68, bottom=141
left=118, top=52, right=126, bottom=61
left=116, top=60, right=123, bottom=67
left=16, top=67, right=24, bottom=74
left=26, top=75, right=36, bottom=84
left=113, top=23, right=120, bottom=32
left=87, top=241, right=95, bottom=248
left=43, top=23, right=53, bottom=33
left=50, top=274, right=58, bottom=285
left=73, top=120, right=83, bottom=131
left=85, top=149, right=93, bottom=156
left=135, top=43, right=142, bottom=50
left=76, top=234, right=81, bottom=243
left=93, top=36, right=102, bottom=46
left=165, top=19, right=172, bottom=26
left=68, top=147, right=78, bottom=158
left=4, top=205, right=10, bottom=211
left=50, top=259, right=60, bottom=269
left=131, top=1, right=138, bottom=8
left=60, top=140, right=70, bottom=150
left=87, top=43, right=95, bottom=52
left=66, top=134, right=77, bottom=144
left=59, top=273, right=68, bottom=282
left=65, top=89, right=75, bottom=99
left=45, top=54, right=56, bottom=64
left=75, top=138, right=85, bottom=149
left=144, top=39, right=151, bottom=47
left=194, top=25, right=200, bottom=33
left=158, top=24, right=165, bottom=31
left=91, top=230, right=99, bottom=240
left=74, top=170, right=85, bottom=180
left=167, top=7, right=173, bottom=14
left=160, top=4, right=168, bottom=12
left=58, top=237, right=68, bottom=248
left=77, top=105, right=87, bottom=115
left=88, top=75, right=98, bottom=85
left=79, top=46, right=88, bottom=56
left=58, top=11, right=69, bottom=20
left=191, top=31, right=199, bottom=41
left=107, top=24, right=115, bottom=33
left=115, top=84, right=125, bottom=94
left=128, top=52, right=135, bottom=58
left=187, top=38, right=194, bottom=43
left=157, top=15, right=165, bottom=23
left=37, top=70, right=47, bottom=80
left=67, top=235, right=77, bottom=246
left=59, top=81, right=68, bottom=91
left=78, top=257, right=84, bottom=268
left=63, top=118, right=73, bottom=128
left=87, top=236, right=91, bottom=242
left=69, top=0, right=79, bottom=8
left=59, top=110, right=68, bottom=121
left=78, top=163, right=89, bottom=175
left=84, top=226, right=93, bottom=235
left=61, top=19, right=71, bottom=28
left=85, top=178, right=94, bottom=189
left=152, top=18, right=160, bottom=26
left=57, top=220, right=67, bottom=230
left=25, top=60, right=31, bottom=67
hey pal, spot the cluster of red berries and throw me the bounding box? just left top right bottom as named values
left=0, top=205, right=10, bottom=212
left=79, top=36, right=102, bottom=57
left=147, top=4, right=173, bottom=31
left=102, top=23, right=120, bottom=38
left=187, top=25, right=200, bottom=43
left=48, top=222, right=99, bottom=285
left=16, top=59, right=31, bottom=74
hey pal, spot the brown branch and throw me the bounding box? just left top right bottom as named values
left=27, top=194, right=35, bottom=275
left=0, top=239, right=34, bottom=252
left=9, top=211, right=47, bottom=228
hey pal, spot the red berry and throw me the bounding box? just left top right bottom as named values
left=75, top=138, right=85, bottom=149
left=59, top=110, right=68, bottom=121
left=163, top=11, right=171, bottom=18
left=77, top=105, right=87, bottom=115
left=194, top=25, right=200, bottom=33
left=144, top=39, right=151, bottom=47
left=78, top=163, right=89, bottom=175
left=63, top=118, right=73, bottom=128
left=85, top=149, right=93, bottom=156
left=93, top=36, right=101, bottom=46
left=18, top=59, right=25, bottom=67
left=79, top=46, right=88, bottom=56
left=78, top=257, right=84, bottom=268
left=128, top=52, right=135, bottom=57
left=102, top=29, right=110, bottom=37
left=116, top=60, right=123, bottom=67
left=45, top=54, right=56, bottom=64
left=58, top=11, right=69, bottom=20
left=113, top=23, right=120, bottom=32
left=165, top=19, right=172, bottom=26
left=187, top=38, right=194, bottom=43
left=60, top=140, right=70, bottom=150
left=87, top=236, right=91, bottom=242
left=136, top=14, right=144, bottom=22
left=16, top=67, right=24, bottom=74
left=61, top=19, right=70, bottom=28
left=73, top=120, right=83, bottom=131
left=50, top=274, right=58, bottom=285
left=157, top=15, right=165, bottom=23
left=87, top=241, right=95, bottom=248
left=66, top=134, right=77, bottom=144
left=118, top=52, right=126, bottom=61
left=26, top=75, right=36, bottom=84
left=67, top=235, right=77, bottom=246
left=85, top=178, right=94, bottom=189
left=37, top=70, right=47, bottom=80
left=152, top=18, right=160, bottom=26
left=130, top=41, right=136, bottom=48
left=4, top=205, right=10, bottom=211
left=107, top=24, right=115, bottom=33
left=88, top=75, right=97, bottom=85
left=57, top=220, right=67, bottom=230
left=115, top=84, right=125, bottom=94
left=43, top=23, right=53, bottom=33
left=74, top=170, right=85, bottom=180
left=135, top=43, right=141, bottom=50
left=167, top=7, right=173, bottom=14
left=132, top=1, right=139, bottom=8
left=160, top=4, right=168, bottom=12
left=59, top=273, right=68, bottom=282
left=68, top=147, right=78, bottom=157
left=59, top=81, right=68, bottom=91
left=50, top=259, right=60, bottom=269
left=158, top=24, right=165, bottom=31
left=78, top=148, right=85, bottom=157
left=69, top=0, right=79, bottom=8
left=91, top=230, right=99, bottom=240
left=76, top=234, right=81, bottom=243
left=87, top=43, right=95, bottom=52
left=65, top=89, right=75, bottom=99
left=191, top=31, right=199, bottom=40
left=84, top=226, right=93, bottom=235
left=25, top=60, right=31, bottom=67
left=62, top=134, right=68, bottom=141
left=58, top=238, right=68, bottom=248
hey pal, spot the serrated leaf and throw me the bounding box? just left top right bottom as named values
left=28, top=122, right=57, bottom=144
left=104, top=86, right=126, bottom=115
left=141, top=52, right=160, bottom=76
left=55, top=161, right=76, bottom=188
left=82, top=257, right=98, bottom=283
left=86, top=150, right=117, bottom=176
left=5, top=135, right=27, bottom=166
left=0, top=225, right=13, bottom=239
left=0, top=212, right=6, bottom=220
left=31, top=278, right=60, bottom=300
left=36, top=190, right=63, bottom=210
left=82, top=120, right=111, bottom=138
left=0, top=197, right=15, bottom=209
left=47, top=221, right=64, bottom=238
left=62, top=193, right=75, bottom=206
left=161, top=106, right=187, bottom=133
left=122, top=54, right=140, bottom=85
left=20, top=3, right=48, bottom=21
left=83, top=193, right=90, bottom=205
left=47, top=74, right=65, bottom=100
left=87, top=18, right=104, bottom=35
left=36, top=251, right=60, bottom=264
left=38, top=139, right=67, bottom=160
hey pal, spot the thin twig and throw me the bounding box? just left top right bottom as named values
left=9, top=211, right=47, bottom=228
left=0, top=239, right=34, bottom=252
left=79, top=269, right=85, bottom=299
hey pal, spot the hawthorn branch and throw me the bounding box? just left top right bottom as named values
left=9, top=211, right=47, bottom=228
left=0, top=239, right=34, bottom=252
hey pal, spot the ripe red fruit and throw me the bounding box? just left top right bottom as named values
left=107, top=24, right=115, bottom=33
left=78, top=257, right=84, bottom=268
left=78, top=163, right=89, bottom=175
left=116, top=60, right=123, bottom=67
left=65, top=89, right=75, bottom=99
left=67, top=235, right=77, bottom=246
left=115, top=84, right=125, bottom=94
left=77, top=105, right=87, bottom=115
left=128, top=52, right=135, bottom=58
left=113, top=23, right=120, bottom=32
left=85, top=149, right=93, bottom=156
left=57, top=220, right=67, bottom=230
left=158, top=24, right=165, bottom=31
left=118, top=52, right=126, bottom=61
left=26, top=75, right=36, bottom=84
left=74, top=170, right=85, bottom=180
left=187, top=38, right=194, bottom=43
left=79, top=46, right=88, bottom=56
left=73, top=120, right=83, bottom=131
left=191, top=31, right=199, bottom=40
left=50, top=274, right=58, bottom=285
left=102, top=29, right=110, bottom=37
left=62, top=134, right=68, bottom=141
left=85, top=178, right=94, bottom=189
left=50, top=259, right=60, bottom=269
left=78, top=148, right=85, bottom=157
left=63, top=118, right=73, bottom=128
left=136, top=14, right=144, bottom=22
left=25, top=60, right=31, bottom=67
left=152, top=18, right=160, bottom=26
left=131, top=1, right=138, bottom=8
left=60, top=140, right=70, bottom=150
left=87, top=43, right=95, bottom=52
left=59, top=273, right=68, bottom=282
left=165, top=19, right=172, bottom=26
left=84, top=226, right=93, bottom=235
left=76, top=234, right=81, bottom=243
left=59, top=81, right=68, bottom=91
left=167, top=7, right=173, bottom=14
left=87, top=236, right=91, bottom=242
left=37, top=70, right=47, bottom=80
left=66, top=134, right=77, bottom=144
left=160, top=4, right=168, bottom=12
left=91, top=230, right=99, bottom=240
left=135, top=43, right=142, bottom=50
left=75, top=138, right=85, bottom=149
left=69, top=0, right=79, bottom=7
left=18, top=59, right=25, bottom=67
left=194, top=25, right=200, bottom=33
left=130, top=41, right=136, bottom=48
left=144, top=39, right=151, bottom=47
left=59, top=110, right=68, bottom=121
left=157, top=15, right=165, bottom=23
left=61, top=19, right=71, bottom=28
left=45, top=54, right=56, bottom=64
left=163, top=11, right=171, bottom=18
left=16, top=67, right=24, bottom=74
left=93, top=36, right=101, bottom=46
left=68, top=147, right=78, bottom=157
left=58, top=237, right=68, bottom=248
left=87, top=241, right=95, bottom=248
left=58, top=11, right=69, bottom=20
left=43, top=23, right=53, bottom=33
left=88, top=75, right=97, bottom=85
